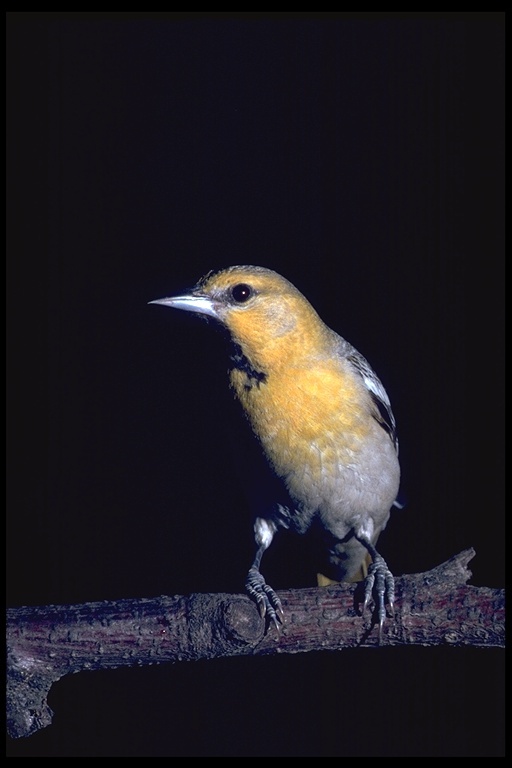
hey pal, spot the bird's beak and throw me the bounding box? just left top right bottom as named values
left=148, top=294, right=219, bottom=319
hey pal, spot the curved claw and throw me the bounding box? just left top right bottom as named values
left=246, top=566, right=284, bottom=630
left=361, top=554, right=395, bottom=638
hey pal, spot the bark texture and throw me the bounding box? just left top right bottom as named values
left=6, top=549, right=504, bottom=739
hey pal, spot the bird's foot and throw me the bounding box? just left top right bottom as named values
left=245, top=566, right=284, bottom=630
left=362, top=554, right=395, bottom=639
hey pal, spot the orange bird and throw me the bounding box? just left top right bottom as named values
left=150, top=266, right=401, bottom=632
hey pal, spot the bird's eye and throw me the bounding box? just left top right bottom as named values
left=230, top=283, right=254, bottom=303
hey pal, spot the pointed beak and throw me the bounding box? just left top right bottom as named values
left=148, top=294, right=219, bottom=319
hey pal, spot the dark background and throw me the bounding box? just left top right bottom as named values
left=6, top=13, right=504, bottom=757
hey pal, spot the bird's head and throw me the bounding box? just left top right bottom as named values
left=150, top=266, right=332, bottom=371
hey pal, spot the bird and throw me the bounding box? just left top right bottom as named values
left=150, top=265, right=401, bottom=635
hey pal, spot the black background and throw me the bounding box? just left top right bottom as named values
left=7, top=13, right=504, bottom=757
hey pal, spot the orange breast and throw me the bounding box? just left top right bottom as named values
left=231, top=360, right=372, bottom=480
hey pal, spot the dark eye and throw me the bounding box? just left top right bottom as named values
left=230, top=283, right=254, bottom=303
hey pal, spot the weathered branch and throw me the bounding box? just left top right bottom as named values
left=6, top=548, right=504, bottom=739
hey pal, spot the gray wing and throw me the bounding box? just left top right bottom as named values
left=347, top=350, right=399, bottom=453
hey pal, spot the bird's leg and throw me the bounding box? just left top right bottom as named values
left=245, top=518, right=284, bottom=629
left=356, top=536, right=395, bottom=639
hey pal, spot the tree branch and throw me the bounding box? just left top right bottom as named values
left=6, top=548, right=504, bottom=739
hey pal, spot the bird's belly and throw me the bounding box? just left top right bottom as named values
left=232, top=363, right=400, bottom=535
left=260, top=419, right=399, bottom=538
left=287, top=441, right=398, bottom=532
